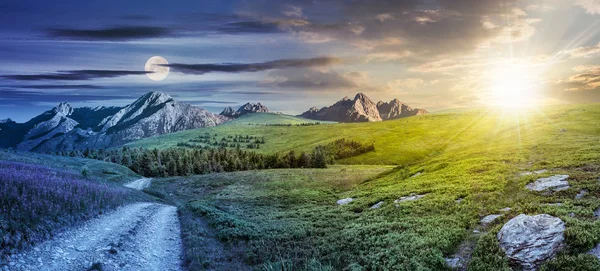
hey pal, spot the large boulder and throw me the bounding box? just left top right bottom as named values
left=525, top=175, right=570, bottom=192
left=497, top=214, right=565, bottom=270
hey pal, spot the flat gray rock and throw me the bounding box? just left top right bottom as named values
left=337, top=198, right=354, bottom=205
left=394, top=193, right=427, bottom=204
left=497, top=214, right=565, bottom=271
left=481, top=214, right=503, bottom=226
left=499, top=207, right=512, bottom=212
left=525, top=175, right=570, bottom=192
left=370, top=201, right=384, bottom=209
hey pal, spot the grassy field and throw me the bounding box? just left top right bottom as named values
left=144, top=104, right=600, bottom=270
left=128, top=105, right=600, bottom=166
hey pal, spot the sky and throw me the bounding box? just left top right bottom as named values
left=1, top=0, right=600, bottom=122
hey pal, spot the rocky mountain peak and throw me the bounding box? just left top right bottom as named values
left=220, top=102, right=269, bottom=118
left=300, top=93, right=428, bottom=123
left=52, top=102, right=74, bottom=116
left=220, top=107, right=235, bottom=116
left=354, top=93, right=369, bottom=101
left=0, top=118, right=13, bottom=124
left=137, top=92, right=173, bottom=106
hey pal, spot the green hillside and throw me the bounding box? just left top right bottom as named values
left=228, top=112, right=336, bottom=125
left=0, top=150, right=140, bottom=184
left=144, top=104, right=600, bottom=270
left=127, top=104, right=600, bottom=166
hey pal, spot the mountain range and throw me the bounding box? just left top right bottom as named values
left=220, top=102, right=269, bottom=118
left=299, top=93, right=427, bottom=122
left=0, top=92, right=226, bottom=152
left=0, top=92, right=427, bottom=152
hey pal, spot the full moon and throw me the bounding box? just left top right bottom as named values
left=145, top=56, right=169, bottom=81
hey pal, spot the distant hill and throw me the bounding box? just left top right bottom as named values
left=299, top=93, right=427, bottom=122
left=0, top=92, right=226, bottom=152
left=228, top=113, right=335, bottom=126
left=220, top=102, right=269, bottom=118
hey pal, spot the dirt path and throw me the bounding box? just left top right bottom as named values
left=4, top=203, right=183, bottom=271
left=124, top=178, right=153, bottom=190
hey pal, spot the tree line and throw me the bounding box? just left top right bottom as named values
left=53, top=139, right=375, bottom=177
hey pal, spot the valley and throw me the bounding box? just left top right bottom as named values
left=2, top=104, right=600, bottom=270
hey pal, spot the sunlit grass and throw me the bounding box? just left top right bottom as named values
left=146, top=104, right=600, bottom=270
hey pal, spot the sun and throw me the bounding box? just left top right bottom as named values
left=487, top=60, right=540, bottom=109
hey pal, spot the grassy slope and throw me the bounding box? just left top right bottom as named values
left=0, top=151, right=150, bottom=258
left=127, top=110, right=484, bottom=165
left=145, top=104, right=600, bottom=270
left=0, top=150, right=140, bottom=184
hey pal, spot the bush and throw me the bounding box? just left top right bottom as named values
left=539, top=254, right=600, bottom=271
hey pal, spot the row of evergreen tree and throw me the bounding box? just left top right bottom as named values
left=54, top=139, right=374, bottom=177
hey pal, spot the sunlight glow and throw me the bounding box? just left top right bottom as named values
left=487, top=60, right=540, bottom=109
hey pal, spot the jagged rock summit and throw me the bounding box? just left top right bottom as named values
left=220, top=102, right=269, bottom=118
left=299, top=93, right=427, bottom=123
left=377, top=98, right=428, bottom=120
left=0, top=118, right=13, bottom=124
left=0, top=91, right=226, bottom=152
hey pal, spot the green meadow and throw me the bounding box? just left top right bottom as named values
left=142, top=104, right=600, bottom=270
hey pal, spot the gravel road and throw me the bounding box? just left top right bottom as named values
left=4, top=203, right=183, bottom=271
left=124, top=178, right=153, bottom=190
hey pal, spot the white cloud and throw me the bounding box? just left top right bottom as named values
left=574, top=0, right=600, bottom=14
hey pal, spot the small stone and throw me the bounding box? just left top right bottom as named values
left=473, top=229, right=481, bottom=234
left=525, top=175, right=570, bottom=192
left=568, top=213, right=575, bottom=218
left=337, top=198, right=353, bottom=205
left=411, top=172, right=422, bottom=178
left=594, top=207, right=600, bottom=218
left=370, top=201, right=384, bottom=209
left=499, top=207, right=512, bottom=212
left=575, top=189, right=588, bottom=200
left=456, top=198, right=464, bottom=204
left=481, top=214, right=503, bottom=226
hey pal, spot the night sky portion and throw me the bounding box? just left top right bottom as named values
left=1, top=0, right=600, bottom=122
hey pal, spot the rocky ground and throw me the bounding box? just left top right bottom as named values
left=2, top=203, right=182, bottom=271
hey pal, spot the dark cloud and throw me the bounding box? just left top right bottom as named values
left=165, top=57, right=341, bottom=75
left=2, top=70, right=149, bottom=81
left=262, top=68, right=364, bottom=90
left=238, top=0, right=525, bottom=57
left=47, top=26, right=172, bottom=41
left=216, top=21, right=282, bottom=34
left=0, top=89, right=132, bottom=103
left=1, top=84, right=104, bottom=89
